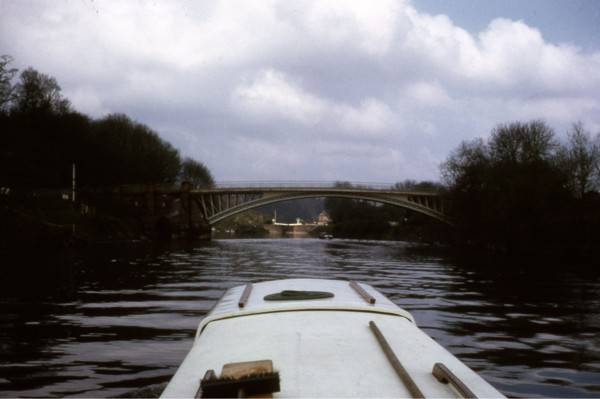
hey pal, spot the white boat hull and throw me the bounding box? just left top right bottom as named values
left=161, top=279, right=504, bottom=398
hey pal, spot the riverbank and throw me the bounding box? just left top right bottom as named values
left=0, top=204, right=147, bottom=252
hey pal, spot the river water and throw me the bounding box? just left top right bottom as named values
left=1, top=238, right=599, bottom=398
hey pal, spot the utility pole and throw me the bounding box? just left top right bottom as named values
left=72, top=163, right=76, bottom=235
left=72, top=163, right=76, bottom=202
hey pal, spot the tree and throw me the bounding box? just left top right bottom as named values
left=441, top=120, right=571, bottom=254
left=92, top=114, right=182, bottom=185
left=1, top=62, right=215, bottom=191
left=441, top=138, right=489, bottom=192
left=558, top=122, right=600, bottom=198
left=489, top=120, right=557, bottom=163
left=180, top=157, right=214, bottom=187
left=393, top=179, right=444, bottom=193
left=0, top=55, right=18, bottom=113
left=12, top=67, right=70, bottom=114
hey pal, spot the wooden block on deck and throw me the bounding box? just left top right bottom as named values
left=221, top=359, right=273, bottom=379
left=221, top=360, right=274, bottom=398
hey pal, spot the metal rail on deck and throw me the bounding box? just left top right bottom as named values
left=432, top=362, right=478, bottom=398
left=238, top=284, right=253, bottom=308
left=369, top=321, right=425, bottom=398
left=350, top=281, right=376, bottom=304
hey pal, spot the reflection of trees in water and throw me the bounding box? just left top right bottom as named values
left=434, top=255, right=600, bottom=376
left=446, top=253, right=600, bottom=305
left=1, top=251, right=81, bottom=378
left=0, top=242, right=205, bottom=396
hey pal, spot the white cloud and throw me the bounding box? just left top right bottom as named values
left=232, top=69, right=325, bottom=125
left=64, top=87, right=110, bottom=117
left=336, top=98, right=394, bottom=134
left=232, top=69, right=393, bottom=136
left=2, top=0, right=600, bottom=182
left=404, top=81, right=452, bottom=107
left=302, top=0, right=406, bottom=55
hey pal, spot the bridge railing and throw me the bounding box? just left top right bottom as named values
left=83, top=181, right=443, bottom=195
left=213, top=181, right=399, bottom=190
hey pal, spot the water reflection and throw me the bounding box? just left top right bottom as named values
left=0, top=239, right=599, bottom=397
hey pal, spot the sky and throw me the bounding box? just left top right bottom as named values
left=1, top=0, right=600, bottom=183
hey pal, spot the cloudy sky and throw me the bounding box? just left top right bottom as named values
left=2, top=0, right=600, bottom=183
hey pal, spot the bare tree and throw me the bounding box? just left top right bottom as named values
left=489, top=120, right=557, bottom=163
left=560, top=122, right=600, bottom=198
left=12, top=67, right=70, bottom=114
left=0, top=55, right=18, bottom=113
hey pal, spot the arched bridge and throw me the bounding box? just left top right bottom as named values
left=188, top=183, right=450, bottom=225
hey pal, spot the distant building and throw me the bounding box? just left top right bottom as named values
left=316, top=211, right=331, bottom=225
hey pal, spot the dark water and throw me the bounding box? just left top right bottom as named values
left=1, top=239, right=599, bottom=398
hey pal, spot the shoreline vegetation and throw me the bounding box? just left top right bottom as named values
left=2, top=55, right=600, bottom=267
left=320, top=121, right=600, bottom=264
left=441, top=120, right=600, bottom=261
left=1, top=56, right=214, bottom=251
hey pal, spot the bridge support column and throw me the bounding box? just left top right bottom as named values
left=145, top=187, right=157, bottom=232
left=197, top=222, right=212, bottom=241
left=196, top=200, right=213, bottom=240
left=181, top=183, right=212, bottom=240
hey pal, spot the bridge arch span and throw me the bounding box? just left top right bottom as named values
left=200, top=190, right=450, bottom=225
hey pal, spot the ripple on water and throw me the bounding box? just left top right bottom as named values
left=1, top=238, right=599, bottom=398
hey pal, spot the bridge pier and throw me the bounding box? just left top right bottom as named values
left=135, top=184, right=213, bottom=240
left=180, top=183, right=212, bottom=240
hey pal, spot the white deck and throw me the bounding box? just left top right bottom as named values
left=161, top=279, right=504, bottom=398
left=197, top=279, right=414, bottom=334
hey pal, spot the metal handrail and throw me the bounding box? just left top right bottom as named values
left=214, top=180, right=399, bottom=190
left=350, top=281, right=376, bottom=304
left=432, top=362, right=477, bottom=398
left=13, top=181, right=442, bottom=194
left=238, top=284, right=253, bottom=308
left=369, top=321, right=425, bottom=398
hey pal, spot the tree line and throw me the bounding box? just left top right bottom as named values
left=442, top=120, right=600, bottom=257
left=0, top=55, right=213, bottom=189
left=324, top=180, right=448, bottom=242
left=324, top=120, right=600, bottom=258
